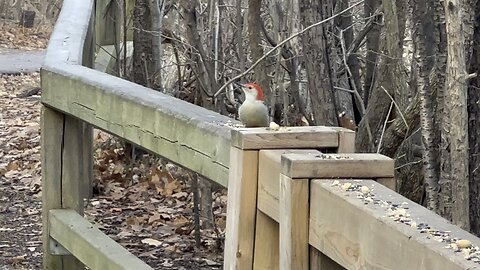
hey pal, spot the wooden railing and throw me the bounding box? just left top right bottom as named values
left=249, top=149, right=480, bottom=270
left=41, top=1, right=480, bottom=270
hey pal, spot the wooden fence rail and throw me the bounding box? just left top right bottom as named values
left=41, top=1, right=480, bottom=270
left=246, top=149, right=480, bottom=270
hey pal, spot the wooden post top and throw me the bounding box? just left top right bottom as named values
left=231, top=126, right=354, bottom=150
left=281, top=153, right=394, bottom=179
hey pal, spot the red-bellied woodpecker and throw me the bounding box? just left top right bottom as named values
left=235, top=82, right=269, bottom=127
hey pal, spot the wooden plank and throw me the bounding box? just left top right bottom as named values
left=42, top=109, right=85, bottom=269
left=377, top=177, right=396, bottom=191
left=81, top=8, right=95, bottom=199
left=279, top=174, right=309, bottom=270
left=61, top=116, right=87, bottom=269
left=224, top=147, right=259, bottom=270
left=44, top=0, right=94, bottom=65
left=253, top=210, right=279, bottom=270
left=310, top=247, right=345, bottom=270
left=333, top=127, right=355, bottom=153
left=282, top=153, right=394, bottom=179
left=41, top=68, right=233, bottom=187
left=49, top=209, right=153, bottom=270
left=62, top=116, right=86, bottom=214
left=231, top=126, right=339, bottom=150
left=82, top=124, right=94, bottom=199
left=41, top=107, right=65, bottom=269
left=309, top=179, right=480, bottom=270
left=257, top=149, right=320, bottom=222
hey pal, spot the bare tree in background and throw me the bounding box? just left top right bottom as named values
left=299, top=0, right=338, bottom=126
left=444, top=0, right=470, bottom=230
left=132, top=0, right=155, bottom=88
left=468, top=0, right=480, bottom=235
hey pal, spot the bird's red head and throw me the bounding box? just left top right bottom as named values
left=243, top=83, right=264, bottom=101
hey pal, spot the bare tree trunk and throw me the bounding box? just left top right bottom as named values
left=299, top=0, right=338, bottom=126
left=444, top=0, right=470, bottom=230
left=149, top=0, right=165, bottom=90
left=262, top=1, right=309, bottom=126
left=340, top=0, right=362, bottom=122
left=132, top=0, right=154, bottom=88
left=334, top=1, right=355, bottom=121
left=363, top=0, right=381, bottom=106
left=356, top=0, right=407, bottom=152
left=383, top=0, right=408, bottom=112
left=180, top=0, right=217, bottom=108
left=412, top=0, right=440, bottom=211
left=468, top=0, right=480, bottom=236
left=432, top=0, right=452, bottom=220
left=396, top=0, right=407, bottom=50
left=248, top=0, right=270, bottom=104
left=236, top=0, right=246, bottom=73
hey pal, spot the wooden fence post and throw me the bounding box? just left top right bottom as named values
left=279, top=174, right=309, bottom=270
left=224, top=127, right=353, bottom=270
left=252, top=210, right=279, bottom=269
left=224, top=147, right=259, bottom=270
left=41, top=107, right=64, bottom=270
left=41, top=107, right=90, bottom=270
left=81, top=8, right=95, bottom=199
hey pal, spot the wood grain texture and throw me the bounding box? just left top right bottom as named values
left=231, top=126, right=339, bottom=150
left=82, top=123, right=93, bottom=199
left=310, top=247, right=345, bottom=270
left=62, top=116, right=85, bottom=215
left=61, top=116, right=87, bottom=269
left=224, top=148, right=259, bottom=270
left=41, top=108, right=84, bottom=269
left=41, top=107, right=64, bottom=270
left=257, top=149, right=320, bottom=222
left=309, top=179, right=480, bottom=270
left=282, top=153, right=394, bottom=179
left=279, top=175, right=309, bottom=270
left=49, top=210, right=153, bottom=270
left=376, top=177, right=396, bottom=191
left=332, top=127, right=356, bottom=153
left=81, top=10, right=95, bottom=200
left=253, top=210, right=279, bottom=270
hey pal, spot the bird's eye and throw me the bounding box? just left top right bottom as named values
left=248, top=86, right=253, bottom=89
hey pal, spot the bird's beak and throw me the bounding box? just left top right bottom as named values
left=233, top=81, right=245, bottom=94
left=233, top=81, right=244, bottom=88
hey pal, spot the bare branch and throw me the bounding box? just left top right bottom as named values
left=213, top=0, right=364, bottom=98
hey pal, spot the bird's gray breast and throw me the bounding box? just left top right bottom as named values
left=239, top=102, right=269, bottom=127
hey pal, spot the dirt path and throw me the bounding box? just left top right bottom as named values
left=0, top=49, right=45, bottom=74
left=0, top=73, right=42, bottom=269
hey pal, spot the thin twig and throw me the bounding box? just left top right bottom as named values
left=213, top=0, right=364, bottom=98
left=377, top=101, right=394, bottom=153
left=381, top=86, right=409, bottom=134
left=395, top=159, right=423, bottom=170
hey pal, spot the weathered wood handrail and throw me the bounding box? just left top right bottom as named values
left=43, top=0, right=234, bottom=186
left=252, top=150, right=480, bottom=270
